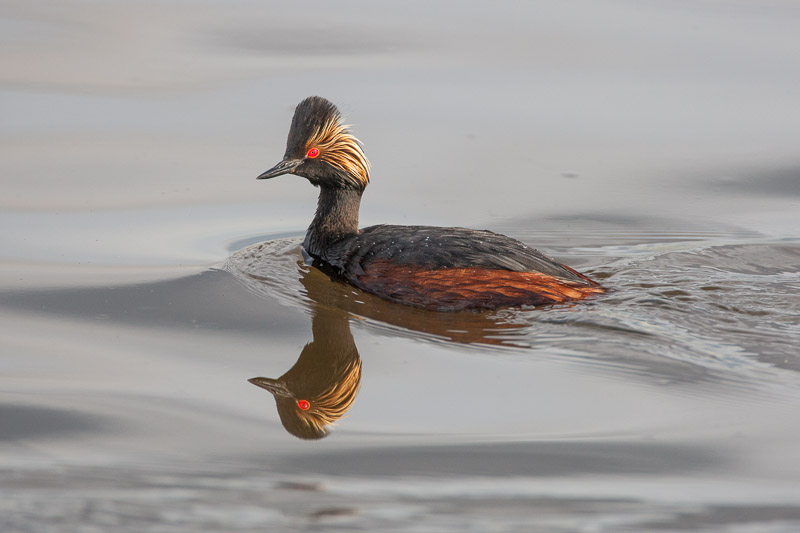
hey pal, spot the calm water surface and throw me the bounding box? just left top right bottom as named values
left=2, top=1, right=800, bottom=532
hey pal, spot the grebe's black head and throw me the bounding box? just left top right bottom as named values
left=257, top=96, right=370, bottom=190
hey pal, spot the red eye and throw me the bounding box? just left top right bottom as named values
left=306, top=147, right=319, bottom=159
left=297, top=399, right=310, bottom=410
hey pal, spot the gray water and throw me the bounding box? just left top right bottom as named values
left=2, top=1, right=800, bottom=531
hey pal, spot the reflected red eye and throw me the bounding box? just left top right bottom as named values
left=306, top=147, right=319, bottom=159
left=297, top=399, right=310, bottom=410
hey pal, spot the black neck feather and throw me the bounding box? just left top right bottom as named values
left=303, top=186, right=362, bottom=258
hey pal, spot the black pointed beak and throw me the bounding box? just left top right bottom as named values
left=257, top=158, right=303, bottom=180
left=248, top=377, right=292, bottom=397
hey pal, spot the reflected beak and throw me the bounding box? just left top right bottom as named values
left=248, top=377, right=292, bottom=397
left=257, top=159, right=303, bottom=180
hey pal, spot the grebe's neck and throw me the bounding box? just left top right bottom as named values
left=304, top=186, right=362, bottom=258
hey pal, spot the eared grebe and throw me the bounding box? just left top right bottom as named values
left=257, top=96, right=604, bottom=311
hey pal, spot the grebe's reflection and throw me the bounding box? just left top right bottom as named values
left=249, top=299, right=361, bottom=440
left=241, top=246, right=532, bottom=439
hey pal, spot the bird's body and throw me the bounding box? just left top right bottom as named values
left=258, top=96, right=604, bottom=311
left=308, top=224, right=601, bottom=311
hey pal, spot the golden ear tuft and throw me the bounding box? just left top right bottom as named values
left=306, top=113, right=370, bottom=188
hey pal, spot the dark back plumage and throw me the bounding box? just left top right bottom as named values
left=313, top=225, right=604, bottom=311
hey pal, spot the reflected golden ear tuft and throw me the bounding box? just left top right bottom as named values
left=295, top=356, right=362, bottom=437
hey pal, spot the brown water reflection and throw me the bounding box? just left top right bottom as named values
left=249, top=294, right=362, bottom=440
left=246, top=258, right=537, bottom=439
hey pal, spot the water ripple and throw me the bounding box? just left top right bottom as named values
left=227, top=232, right=800, bottom=390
